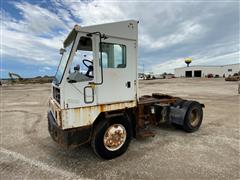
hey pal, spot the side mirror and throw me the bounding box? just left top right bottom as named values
left=59, top=48, right=66, bottom=55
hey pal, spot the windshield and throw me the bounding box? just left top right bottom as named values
left=54, top=41, right=74, bottom=84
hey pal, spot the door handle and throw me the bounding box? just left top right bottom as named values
left=126, top=81, right=131, bottom=88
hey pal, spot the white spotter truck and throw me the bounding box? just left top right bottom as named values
left=48, top=20, right=204, bottom=159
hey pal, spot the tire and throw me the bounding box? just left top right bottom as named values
left=91, top=114, right=132, bottom=159
left=172, top=123, right=183, bottom=130
left=183, top=101, right=203, bottom=132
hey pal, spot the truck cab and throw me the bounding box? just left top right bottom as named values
left=48, top=20, right=204, bottom=159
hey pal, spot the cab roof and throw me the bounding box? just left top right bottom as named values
left=64, top=20, right=138, bottom=47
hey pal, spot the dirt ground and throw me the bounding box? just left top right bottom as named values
left=0, top=78, right=239, bottom=179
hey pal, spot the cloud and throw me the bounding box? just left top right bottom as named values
left=0, top=68, right=6, bottom=72
left=140, top=21, right=206, bottom=50
left=13, top=2, right=69, bottom=34
left=57, top=0, right=127, bottom=25
left=1, top=0, right=239, bottom=77
left=1, top=25, right=62, bottom=65
left=1, top=2, right=69, bottom=66
left=57, top=0, right=239, bottom=69
left=152, top=51, right=239, bottom=74
left=43, top=66, right=52, bottom=70
left=39, top=66, right=52, bottom=73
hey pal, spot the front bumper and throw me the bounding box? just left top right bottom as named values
left=47, top=111, right=92, bottom=148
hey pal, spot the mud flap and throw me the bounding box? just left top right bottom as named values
left=169, top=101, right=194, bottom=125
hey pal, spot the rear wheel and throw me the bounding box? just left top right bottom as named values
left=183, top=102, right=203, bottom=132
left=91, top=115, right=132, bottom=159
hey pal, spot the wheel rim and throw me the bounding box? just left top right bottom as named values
left=189, top=108, right=200, bottom=127
left=103, top=124, right=127, bottom=151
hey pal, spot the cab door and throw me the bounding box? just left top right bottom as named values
left=63, top=33, right=98, bottom=108
left=96, top=37, right=137, bottom=104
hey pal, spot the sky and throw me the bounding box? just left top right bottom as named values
left=0, top=0, right=239, bottom=78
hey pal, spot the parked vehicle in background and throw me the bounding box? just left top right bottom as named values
left=206, top=74, right=213, bottom=78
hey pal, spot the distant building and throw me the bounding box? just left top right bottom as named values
left=174, top=63, right=240, bottom=77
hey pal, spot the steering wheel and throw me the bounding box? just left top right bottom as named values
left=82, top=59, right=93, bottom=78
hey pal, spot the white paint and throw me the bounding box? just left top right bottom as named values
left=59, top=100, right=136, bottom=129
left=6, top=102, right=40, bottom=106
left=61, top=20, right=138, bottom=108
left=0, top=147, right=84, bottom=179
left=50, top=20, right=138, bottom=129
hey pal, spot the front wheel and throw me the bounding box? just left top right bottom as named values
left=91, top=115, right=132, bottom=159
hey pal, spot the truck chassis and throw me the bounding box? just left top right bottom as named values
left=48, top=93, right=204, bottom=159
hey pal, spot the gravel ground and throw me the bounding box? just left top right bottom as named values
left=0, top=78, right=239, bottom=179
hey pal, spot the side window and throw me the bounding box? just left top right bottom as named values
left=101, top=43, right=126, bottom=68
left=68, top=36, right=94, bottom=82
